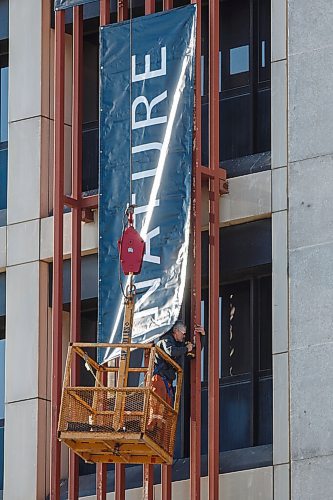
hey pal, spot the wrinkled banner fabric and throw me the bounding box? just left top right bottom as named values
left=98, top=5, right=196, bottom=363
left=54, top=0, right=95, bottom=10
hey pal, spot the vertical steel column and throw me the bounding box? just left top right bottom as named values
left=190, top=0, right=202, bottom=498
left=113, top=2, right=126, bottom=496
left=161, top=465, right=172, bottom=499
left=69, top=6, right=83, bottom=500
left=161, top=2, right=172, bottom=496
left=115, top=464, right=125, bottom=500
left=96, top=3, right=110, bottom=500
left=163, top=0, right=173, bottom=9
left=145, top=0, right=155, bottom=15
left=51, top=9, right=65, bottom=500
left=208, top=0, right=220, bottom=498
left=143, top=349, right=154, bottom=500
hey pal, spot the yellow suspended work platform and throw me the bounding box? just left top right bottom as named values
left=58, top=342, right=183, bottom=465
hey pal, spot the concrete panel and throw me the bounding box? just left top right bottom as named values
left=5, top=262, right=46, bottom=402
left=289, top=242, right=333, bottom=350
left=289, top=47, right=333, bottom=163
left=220, top=171, right=271, bottom=224
left=82, top=467, right=273, bottom=500
left=291, top=343, right=333, bottom=461
left=7, top=117, right=48, bottom=224
left=40, top=212, right=98, bottom=261
left=272, top=60, right=287, bottom=169
left=273, top=353, right=289, bottom=465
left=7, top=116, right=51, bottom=222
left=272, top=0, right=287, bottom=62
left=292, top=454, right=333, bottom=500
left=9, top=0, right=42, bottom=122
left=7, top=219, right=40, bottom=266
left=272, top=211, right=288, bottom=354
left=274, top=464, right=289, bottom=500
left=272, top=167, right=287, bottom=213
left=288, top=0, right=333, bottom=56
left=0, top=227, right=6, bottom=271
left=289, top=155, right=333, bottom=250
left=201, top=171, right=271, bottom=228
left=3, top=398, right=49, bottom=500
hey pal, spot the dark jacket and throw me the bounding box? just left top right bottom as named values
left=154, top=332, right=187, bottom=382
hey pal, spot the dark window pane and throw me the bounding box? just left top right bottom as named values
left=0, top=66, right=8, bottom=143
left=82, top=32, right=99, bottom=192
left=220, top=93, right=252, bottom=161
left=221, top=281, right=251, bottom=378
left=83, top=34, right=99, bottom=124
left=257, top=376, right=272, bottom=445
left=221, top=0, right=251, bottom=91
left=220, top=381, right=252, bottom=451
left=0, top=149, right=7, bottom=210
left=259, top=275, right=272, bottom=372
left=82, top=124, right=98, bottom=192
left=258, top=0, right=271, bottom=83
left=0, top=316, right=4, bottom=341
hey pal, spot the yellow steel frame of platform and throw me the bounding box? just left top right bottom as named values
left=58, top=343, right=183, bottom=465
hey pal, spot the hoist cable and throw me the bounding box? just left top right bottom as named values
left=129, top=0, right=133, bottom=205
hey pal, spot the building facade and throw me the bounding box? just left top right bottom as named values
left=0, top=0, right=331, bottom=498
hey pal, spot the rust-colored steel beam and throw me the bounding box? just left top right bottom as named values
left=69, top=6, right=83, bottom=500
left=145, top=0, right=155, bottom=15
left=161, top=465, right=172, bottom=500
left=100, top=0, right=110, bottom=25
left=118, top=0, right=129, bottom=21
left=143, top=349, right=154, bottom=500
left=115, top=463, right=125, bottom=500
left=190, top=0, right=202, bottom=498
left=96, top=3, right=110, bottom=499
left=64, top=194, right=98, bottom=209
left=208, top=0, right=220, bottom=498
left=163, top=0, right=173, bottom=9
left=51, top=9, right=65, bottom=500
left=96, top=371, right=108, bottom=500
left=160, top=0, right=172, bottom=494
left=108, top=12, right=131, bottom=500
left=143, top=465, right=154, bottom=499
left=115, top=2, right=128, bottom=496
left=96, top=464, right=107, bottom=500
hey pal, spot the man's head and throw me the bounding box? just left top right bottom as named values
left=172, top=320, right=187, bottom=343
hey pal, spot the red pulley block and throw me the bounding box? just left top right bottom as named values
left=118, top=226, right=145, bottom=275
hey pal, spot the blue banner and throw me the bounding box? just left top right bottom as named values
left=98, top=5, right=196, bottom=362
left=54, top=0, right=95, bottom=10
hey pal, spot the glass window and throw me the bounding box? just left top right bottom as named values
left=230, top=45, right=250, bottom=75
left=201, top=0, right=271, bottom=174
left=199, top=219, right=272, bottom=454
left=0, top=39, right=8, bottom=223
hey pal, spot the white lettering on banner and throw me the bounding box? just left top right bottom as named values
left=132, top=91, right=167, bottom=129
left=143, top=227, right=160, bottom=264
left=131, top=194, right=160, bottom=265
left=132, top=46, right=166, bottom=82
left=134, top=279, right=161, bottom=320
left=131, top=48, right=168, bottom=324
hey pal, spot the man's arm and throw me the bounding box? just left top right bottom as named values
left=160, top=336, right=188, bottom=360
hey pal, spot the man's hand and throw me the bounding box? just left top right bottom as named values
left=186, top=341, right=194, bottom=353
left=194, top=325, right=205, bottom=336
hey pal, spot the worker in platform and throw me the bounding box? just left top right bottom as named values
left=147, top=321, right=204, bottom=441
left=152, top=320, right=205, bottom=406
